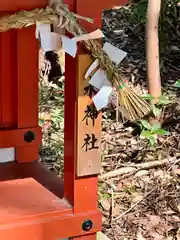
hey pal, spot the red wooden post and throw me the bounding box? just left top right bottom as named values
left=0, top=0, right=44, bottom=163
left=64, top=0, right=128, bottom=239
left=0, top=0, right=128, bottom=239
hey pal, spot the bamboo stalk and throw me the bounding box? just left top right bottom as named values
left=146, top=0, right=162, bottom=103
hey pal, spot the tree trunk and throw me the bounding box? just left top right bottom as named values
left=146, top=0, right=161, bottom=104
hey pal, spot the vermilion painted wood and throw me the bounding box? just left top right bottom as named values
left=63, top=1, right=128, bottom=240
left=0, top=31, right=17, bottom=129
left=63, top=0, right=99, bottom=215
left=0, top=0, right=46, bottom=163
left=73, top=234, right=98, bottom=240
left=0, top=178, right=71, bottom=223
left=64, top=0, right=128, bottom=202
left=0, top=127, right=41, bottom=148
left=0, top=212, right=101, bottom=240
left=64, top=54, right=99, bottom=213
left=0, top=161, right=64, bottom=196
left=0, top=162, right=101, bottom=240
left=17, top=27, right=39, bottom=129
left=15, top=26, right=40, bottom=162
left=0, top=0, right=47, bottom=11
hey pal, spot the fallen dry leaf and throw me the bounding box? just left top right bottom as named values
left=174, top=169, right=180, bottom=175
left=101, top=198, right=111, bottom=212
left=137, top=231, right=146, bottom=240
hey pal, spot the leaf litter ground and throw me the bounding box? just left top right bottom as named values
left=39, top=4, right=180, bottom=240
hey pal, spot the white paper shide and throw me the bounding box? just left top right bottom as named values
left=36, top=23, right=105, bottom=58
left=103, top=42, right=127, bottom=65
left=85, top=59, right=113, bottom=110
left=93, top=86, right=113, bottom=111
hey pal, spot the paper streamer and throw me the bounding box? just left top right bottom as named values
left=89, top=69, right=112, bottom=89
left=103, top=42, right=127, bottom=65
left=36, top=22, right=51, bottom=39
left=40, top=32, right=62, bottom=52
left=93, top=86, right=113, bottom=110
left=85, top=59, right=100, bottom=79
left=61, top=35, right=77, bottom=57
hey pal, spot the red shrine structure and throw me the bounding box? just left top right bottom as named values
left=0, top=0, right=127, bottom=239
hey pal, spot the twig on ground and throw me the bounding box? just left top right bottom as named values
left=99, top=157, right=176, bottom=180
left=100, top=167, right=136, bottom=180
left=104, top=153, right=122, bottom=159
left=114, top=187, right=156, bottom=221
left=110, top=189, right=115, bottom=227
left=167, top=159, right=180, bottom=172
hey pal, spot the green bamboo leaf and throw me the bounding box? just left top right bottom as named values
left=153, top=129, right=169, bottom=136
left=175, top=80, right=180, bottom=88
left=141, top=94, right=154, bottom=100
left=151, top=123, right=161, bottom=133
left=148, top=136, right=156, bottom=146
left=141, top=130, right=152, bottom=138
left=152, top=105, right=161, bottom=117
left=157, top=95, right=171, bottom=106
left=140, top=120, right=152, bottom=130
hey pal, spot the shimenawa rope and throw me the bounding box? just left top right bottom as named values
left=0, top=2, right=151, bottom=120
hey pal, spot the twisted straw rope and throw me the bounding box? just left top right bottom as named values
left=0, top=3, right=121, bottom=86
left=0, top=7, right=55, bottom=31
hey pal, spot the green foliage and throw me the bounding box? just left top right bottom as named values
left=51, top=108, right=64, bottom=130
left=139, top=120, right=169, bottom=146
left=141, top=93, right=171, bottom=117
left=175, top=79, right=180, bottom=88
left=141, top=93, right=154, bottom=101
left=141, top=93, right=171, bottom=105
left=159, top=0, right=179, bottom=62
left=133, top=92, right=171, bottom=145
left=131, top=0, right=179, bottom=25
left=152, top=105, right=161, bottom=117
left=39, top=78, right=65, bottom=172
left=103, top=193, right=111, bottom=199
left=130, top=0, right=148, bottom=24
left=121, top=185, right=136, bottom=194
left=140, top=119, right=151, bottom=130
left=156, top=95, right=171, bottom=106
